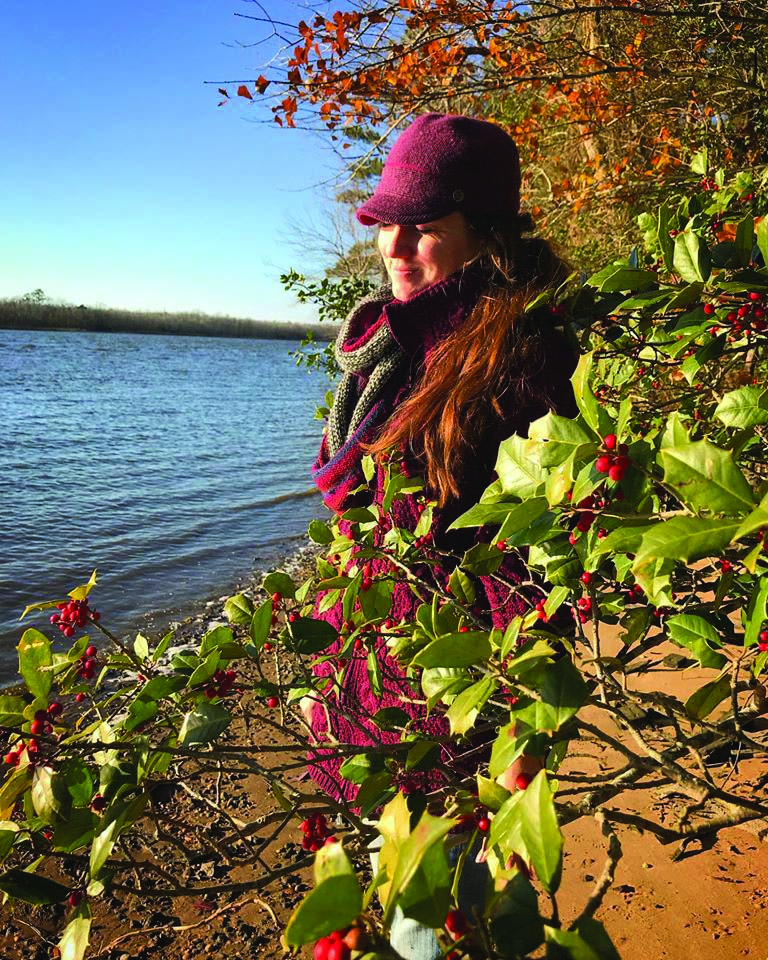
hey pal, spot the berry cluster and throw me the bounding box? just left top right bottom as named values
left=300, top=813, right=334, bottom=852
left=204, top=668, right=237, bottom=699
left=705, top=292, right=767, bottom=338
left=76, top=645, right=99, bottom=681
left=2, top=703, right=63, bottom=766
left=534, top=598, right=548, bottom=621
left=759, top=630, right=768, bottom=653
left=50, top=598, right=100, bottom=638
left=625, top=583, right=645, bottom=604
left=313, top=925, right=366, bottom=960
left=576, top=596, right=594, bottom=624
left=3, top=740, right=28, bottom=766
left=30, top=701, right=63, bottom=736
left=595, top=434, right=630, bottom=483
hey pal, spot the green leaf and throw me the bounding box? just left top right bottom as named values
left=223, top=593, right=254, bottom=626
left=397, top=836, right=451, bottom=927
left=262, top=571, right=296, bottom=600
left=527, top=414, right=594, bottom=467
left=51, top=808, right=98, bottom=852
left=734, top=214, right=755, bottom=268
left=460, top=543, right=504, bottom=576
left=450, top=498, right=544, bottom=531
left=377, top=796, right=455, bottom=928
left=308, top=519, right=334, bottom=544
left=412, top=632, right=491, bottom=669
left=421, top=667, right=472, bottom=709
left=505, top=771, right=563, bottom=895
left=339, top=752, right=386, bottom=785
left=31, top=765, right=67, bottom=821
left=0, top=868, right=68, bottom=905
left=179, top=702, right=232, bottom=747
left=446, top=677, right=497, bottom=736
left=0, top=825, right=19, bottom=865
left=734, top=491, right=768, bottom=540
left=685, top=676, right=731, bottom=720
left=248, top=597, right=274, bottom=651
left=666, top=615, right=727, bottom=670
left=133, top=634, right=149, bottom=660
left=285, top=844, right=363, bottom=947
left=658, top=440, right=754, bottom=514
left=199, top=626, right=235, bottom=657
left=495, top=434, right=548, bottom=498
left=744, top=577, right=768, bottom=648
left=490, top=871, right=545, bottom=958
left=545, top=925, right=610, bottom=959
left=673, top=231, right=711, bottom=283
left=512, top=658, right=587, bottom=733
left=447, top=568, right=476, bottom=604
left=570, top=354, right=601, bottom=435
left=690, top=148, right=708, bottom=174
left=757, top=216, right=768, bottom=268
left=715, top=387, right=768, bottom=429
left=288, top=617, right=338, bottom=654
left=17, top=629, right=53, bottom=701
left=59, top=906, right=92, bottom=960
left=359, top=579, right=394, bottom=621
left=0, top=696, right=26, bottom=726
left=586, top=264, right=659, bottom=293
left=644, top=518, right=742, bottom=563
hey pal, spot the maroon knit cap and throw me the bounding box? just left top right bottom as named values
left=356, top=113, right=521, bottom=226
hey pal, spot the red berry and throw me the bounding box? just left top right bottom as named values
left=343, top=926, right=368, bottom=950
left=515, top=771, right=533, bottom=791
left=476, top=817, right=490, bottom=832
left=85, top=645, right=97, bottom=657
left=75, top=692, right=86, bottom=703
left=29, top=720, right=44, bottom=736
left=603, top=433, right=617, bottom=450
left=48, top=702, right=63, bottom=717
left=445, top=908, right=468, bottom=936
left=580, top=571, right=592, bottom=584
left=272, top=592, right=281, bottom=603
left=608, top=465, right=625, bottom=483
left=595, top=455, right=612, bottom=474
left=66, top=890, right=84, bottom=908
left=326, top=941, right=351, bottom=960
left=703, top=302, right=715, bottom=315
left=313, top=938, right=332, bottom=960
left=267, top=696, right=279, bottom=709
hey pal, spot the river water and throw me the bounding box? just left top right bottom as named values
left=0, top=328, right=328, bottom=680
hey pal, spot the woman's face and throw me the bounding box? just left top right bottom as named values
left=377, top=212, right=482, bottom=301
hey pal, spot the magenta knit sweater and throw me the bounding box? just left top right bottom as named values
left=308, top=272, right=577, bottom=803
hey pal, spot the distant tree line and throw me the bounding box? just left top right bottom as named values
left=0, top=294, right=337, bottom=342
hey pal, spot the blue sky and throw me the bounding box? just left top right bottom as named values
left=1, top=1, right=349, bottom=322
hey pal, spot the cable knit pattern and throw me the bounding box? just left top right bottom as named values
left=308, top=270, right=578, bottom=804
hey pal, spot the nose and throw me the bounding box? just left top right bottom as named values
left=379, top=224, right=416, bottom=259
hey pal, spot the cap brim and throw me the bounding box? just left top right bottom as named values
left=355, top=194, right=456, bottom=227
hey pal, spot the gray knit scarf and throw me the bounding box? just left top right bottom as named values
left=327, top=284, right=409, bottom=456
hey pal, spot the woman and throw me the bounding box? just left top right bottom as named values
left=304, top=113, right=576, bottom=952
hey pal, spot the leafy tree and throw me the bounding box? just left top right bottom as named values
left=2, top=160, right=768, bottom=958
left=232, top=0, right=768, bottom=264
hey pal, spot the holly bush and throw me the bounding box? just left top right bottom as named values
left=2, top=156, right=768, bottom=960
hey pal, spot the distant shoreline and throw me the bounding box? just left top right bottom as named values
left=0, top=300, right=338, bottom=342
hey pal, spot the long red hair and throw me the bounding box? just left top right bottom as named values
left=365, top=216, right=571, bottom=506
